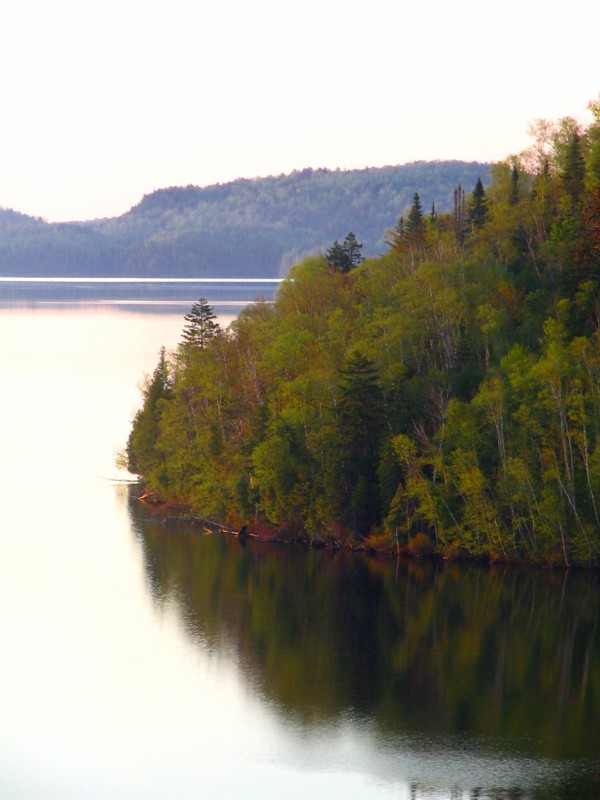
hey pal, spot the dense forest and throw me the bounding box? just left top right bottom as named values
left=126, top=101, right=600, bottom=567
left=0, top=161, right=487, bottom=277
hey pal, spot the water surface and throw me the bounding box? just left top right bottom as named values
left=0, top=285, right=599, bottom=799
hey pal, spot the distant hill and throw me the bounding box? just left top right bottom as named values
left=0, top=161, right=490, bottom=278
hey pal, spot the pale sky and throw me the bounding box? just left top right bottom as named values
left=0, top=0, right=598, bottom=222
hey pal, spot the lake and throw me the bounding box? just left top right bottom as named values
left=1, top=281, right=599, bottom=799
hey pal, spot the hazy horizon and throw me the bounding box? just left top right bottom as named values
left=1, top=159, right=492, bottom=224
left=2, top=0, right=598, bottom=223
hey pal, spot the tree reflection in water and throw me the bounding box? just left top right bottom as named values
left=130, top=496, right=600, bottom=796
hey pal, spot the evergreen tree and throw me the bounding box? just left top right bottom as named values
left=405, top=192, right=425, bottom=242
left=561, top=130, right=586, bottom=205
left=326, top=239, right=350, bottom=273
left=467, top=177, right=489, bottom=231
left=180, top=298, right=220, bottom=350
left=124, top=100, right=600, bottom=565
left=337, top=351, right=384, bottom=535
left=126, top=346, right=173, bottom=475
left=343, top=232, right=364, bottom=269
left=387, top=215, right=405, bottom=249
left=326, top=233, right=363, bottom=273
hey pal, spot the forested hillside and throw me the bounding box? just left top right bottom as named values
left=0, top=161, right=487, bottom=277
left=126, top=100, right=600, bottom=567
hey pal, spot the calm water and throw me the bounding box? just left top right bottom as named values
left=1, top=283, right=599, bottom=799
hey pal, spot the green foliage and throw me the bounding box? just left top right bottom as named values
left=405, top=192, right=425, bottom=243
left=126, top=347, right=173, bottom=476
left=336, top=351, right=385, bottom=535
left=467, top=177, right=488, bottom=231
left=135, top=519, right=600, bottom=760
left=0, top=161, right=489, bottom=278
left=325, top=232, right=363, bottom=274
left=125, top=100, right=600, bottom=565
left=180, top=297, right=220, bottom=350
left=560, top=129, right=586, bottom=206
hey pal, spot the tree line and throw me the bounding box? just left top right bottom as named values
left=0, top=161, right=488, bottom=278
left=126, top=99, right=600, bottom=566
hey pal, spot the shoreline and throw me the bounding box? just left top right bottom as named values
left=133, top=490, right=600, bottom=572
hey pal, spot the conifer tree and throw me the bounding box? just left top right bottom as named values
left=405, top=192, right=425, bottom=242
left=387, top=216, right=405, bottom=249
left=561, top=130, right=586, bottom=205
left=343, top=232, right=364, bottom=269
left=180, top=298, right=220, bottom=350
left=126, top=346, right=173, bottom=475
left=467, top=177, right=489, bottom=231
left=325, top=239, right=348, bottom=272
left=326, top=233, right=363, bottom=273
left=337, top=351, right=384, bottom=535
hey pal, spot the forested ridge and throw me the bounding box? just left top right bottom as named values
left=127, top=101, right=600, bottom=567
left=0, top=161, right=486, bottom=277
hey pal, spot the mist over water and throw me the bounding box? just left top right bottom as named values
left=0, top=285, right=599, bottom=799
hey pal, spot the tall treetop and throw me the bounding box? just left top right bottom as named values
left=180, top=297, right=221, bottom=350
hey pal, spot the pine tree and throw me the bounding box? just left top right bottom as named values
left=180, top=298, right=220, bottom=349
left=326, top=233, right=363, bottom=273
left=343, top=232, right=364, bottom=269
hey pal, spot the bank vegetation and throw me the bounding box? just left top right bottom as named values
left=126, top=100, right=600, bottom=567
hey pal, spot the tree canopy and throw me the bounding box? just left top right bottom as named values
left=0, top=161, right=489, bottom=278
left=180, top=297, right=220, bottom=350
left=126, top=98, right=600, bottom=567
left=325, top=232, right=364, bottom=273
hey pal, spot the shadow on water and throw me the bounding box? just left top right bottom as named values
left=127, top=494, right=600, bottom=797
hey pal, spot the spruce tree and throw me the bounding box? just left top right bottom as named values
left=467, top=177, right=488, bottom=230
left=387, top=216, right=405, bottom=250
left=405, top=192, right=425, bottom=242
